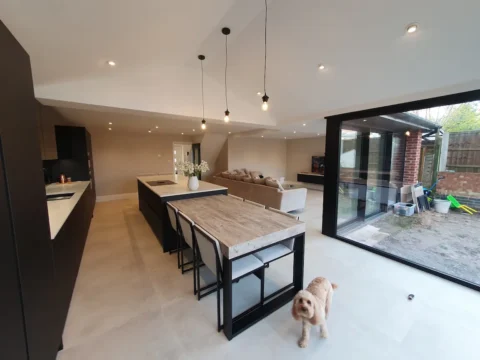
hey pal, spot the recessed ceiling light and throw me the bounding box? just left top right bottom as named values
left=193, top=129, right=195, bottom=132
left=261, top=135, right=264, bottom=138
left=108, top=128, right=112, bottom=131
left=293, top=130, right=296, bottom=134
left=284, top=137, right=287, bottom=139
left=317, top=133, right=320, bottom=136
left=318, top=64, right=325, bottom=70
left=363, top=119, right=367, bottom=122
left=406, top=23, right=418, bottom=34
left=155, top=126, right=159, bottom=129
left=405, top=130, right=411, bottom=136
left=257, top=92, right=262, bottom=96
left=108, top=122, right=112, bottom=125
left=181, top=133, right=184, bottom=135
left=107, top=60, right=116, bottom=67
left=303, top=123, right=306, bottom=126
left=228, top=131, right=231, bottom=134
left=148, top=130, right=151, bottom=133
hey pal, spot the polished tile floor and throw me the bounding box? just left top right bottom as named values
left=58, top=190, right=480, bottom=360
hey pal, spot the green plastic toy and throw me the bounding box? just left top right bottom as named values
left=446, top=195, right=477, bottom=215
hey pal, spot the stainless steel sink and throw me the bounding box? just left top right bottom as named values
left=46, top=193, right=74, bottom=201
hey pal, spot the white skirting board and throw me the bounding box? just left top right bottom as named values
left=96, top=192, right=138, bottom=203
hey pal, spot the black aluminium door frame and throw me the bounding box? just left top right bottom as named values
left=322, top=89, right=480, bottom=292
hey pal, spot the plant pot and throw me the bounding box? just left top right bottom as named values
left=434, top=199, right=451, bottom=214
left=188, top=176, right=199, bottom=191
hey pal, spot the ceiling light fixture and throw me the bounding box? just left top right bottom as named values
left=257, top=92, right=262, bottom=96
left=303, top=123, right=306, bottom=126
left=293, top=130, right=296, bottom=134
left=108, top=128, right=112, bottom=131
left=363, top=119, right=367, bottom=122
left=284, top=137, right=287, bottom=139
left=228, top=132, right=231, bottom=134
left=318, top=64, right=325, bottom=70
left=181, top=133, right=184, bottom=135
left=222, top=27, right=231, bottom=123
left=156, top=126, right=159, bottom=129
left=261, top=0, right=269, bottom=111
left=317, top=133, right=320, bottom=136
left=193, top=129, right=195, bottom=132
left=107, top=60, right=116, bottom=67
left=405, top=130, right=411, bottom=136
left=148, top=130, right=151, bottom=133
left=108, top=122, right=113, bottom=125
left=198, top=55, right=207, bottom=130
left=406, top=23, right=418, bottom=34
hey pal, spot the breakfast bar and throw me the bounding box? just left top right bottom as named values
left=137, top=175, right=227, bottom=252
left=171, top=195, right=306, bottom=340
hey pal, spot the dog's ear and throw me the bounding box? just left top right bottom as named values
left=291, top=293, right=301, bottom=321
left=310, top=296, right=322, bottom=325
left=331, top=283, right=338, bottom=290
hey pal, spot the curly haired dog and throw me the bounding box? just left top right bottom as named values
left=291, top=277, right=338, bottom=348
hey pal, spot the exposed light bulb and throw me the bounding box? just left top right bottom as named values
left=108, top=122, right=113, bottom=125
left=405, top=130, right=411, bottom=136
left=261, top=94, right=269, bottom=111
left=224, top=110, right=230, bottom=123
left=107, top=60, right=116, bottom=66
left=201, top=119, right=206, bottom=130
left=108, top=128, right=112, bottom=131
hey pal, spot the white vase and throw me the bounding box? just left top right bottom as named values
left=188, top=176, right=199, bottom=191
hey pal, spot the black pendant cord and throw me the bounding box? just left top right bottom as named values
left=263, top=0, right=267, bottom=95
left=201, top=58, right=205, bottom=120
left=225, top=35, right=229, bottom=111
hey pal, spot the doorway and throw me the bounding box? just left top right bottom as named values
left=173, top=143, right=192, bottom=175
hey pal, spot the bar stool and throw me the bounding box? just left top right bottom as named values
left=177, top=212, right=196, bottom=277
left=166, top=202, right=181, bottom=268
left=192, top=224, right=265, bottom=332
left=227, top=194, right=243, bottom=201
left=244, top=199, right=266, bottom=209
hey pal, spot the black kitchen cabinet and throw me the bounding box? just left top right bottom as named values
left=0, top=20, right=60, bottom=360
left=53, top=185, right=95, bottom=336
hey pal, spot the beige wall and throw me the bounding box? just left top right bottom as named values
left=286, top=137, right=326, bottom=181
left=90, top=128, right=193, bottom=196
left=199, top=133, right=228, bottom=180
left=228, top=137, right=287, bottom=179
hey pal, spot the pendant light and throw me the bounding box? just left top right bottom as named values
left=222, top=27, right=231, bottom=122
left=198, top=55, right=207, bottom=130
left=261, top=0, right=269, bottom=111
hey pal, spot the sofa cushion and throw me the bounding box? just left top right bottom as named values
left=235, top=174, right=245, bottom=181
left=265, top=178, right=280, bottom=188
left=229, top=173, right=237, bottom=180
left=243, top=176, right=253, bottom=183
left=253, top=177, right=265, bottom=185
left=250, top=171, right=262, bottom=178
left=222, top=171, right=231, bottom=179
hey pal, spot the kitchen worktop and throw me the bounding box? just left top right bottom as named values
left=46, top=181, right=91, bottom=239
left=137, top=174, right=227, bottom=198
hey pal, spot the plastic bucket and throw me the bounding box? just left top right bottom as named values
left=434, top=200, right=451, bottom=214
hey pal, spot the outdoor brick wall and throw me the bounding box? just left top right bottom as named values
left=403, top=130, right=422, bottom=185
left=391, top=134, right=406, bottom=188
left=436, top=171, right=480, bottom=199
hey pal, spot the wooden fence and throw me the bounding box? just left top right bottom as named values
left=446, top=130, right=480, bottom=173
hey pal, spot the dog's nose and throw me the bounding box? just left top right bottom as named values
left=301, top=306, right=308, bottom=312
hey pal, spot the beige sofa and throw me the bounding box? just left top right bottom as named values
left=212, top=176, right=307, bottom=212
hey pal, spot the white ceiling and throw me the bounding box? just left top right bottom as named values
left=2, top=0, right=480, bottom=133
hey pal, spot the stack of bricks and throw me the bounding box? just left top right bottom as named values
left=402, top=130, right=422, bottom=185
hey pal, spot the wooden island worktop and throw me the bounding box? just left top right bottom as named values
left=171, top=195, right=305, bottom=259
left=137, top=175, right=227, bottom=252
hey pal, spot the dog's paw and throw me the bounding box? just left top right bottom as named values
left=298, top=338, right=309, bottom=348
left=320, top=331, right=329, bottom=339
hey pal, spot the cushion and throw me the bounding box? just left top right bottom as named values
left=243, top=176, right=253, bottom=183
left=229, top=173, right=237, bottom=180
left=253, top=244, right=291, bottom=263
left=253, top=177, right=265, bottom=185
left=266, top=178, right=280, bottom=188
left=250, top=171, right=262, bottom=178
left=236, top=169, right=246, bottom=175
left=235, top=174, right=245, bottom=181
left=222, top=171, right=231, bottom=179
left=241, top=168, right=249, bottom=175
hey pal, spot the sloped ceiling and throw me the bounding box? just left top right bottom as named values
left=1, top=0, right=480, bottom=134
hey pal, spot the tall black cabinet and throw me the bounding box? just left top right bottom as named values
left=0, top=20, right=61, bottom=360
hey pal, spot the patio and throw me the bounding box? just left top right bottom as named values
left=342, top=210, right=480, bottom=287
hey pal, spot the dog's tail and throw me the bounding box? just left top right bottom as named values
left=331, top=283, right=338, bottom=290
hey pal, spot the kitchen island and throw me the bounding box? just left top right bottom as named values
left=137, top=175, right=227, bottom=252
